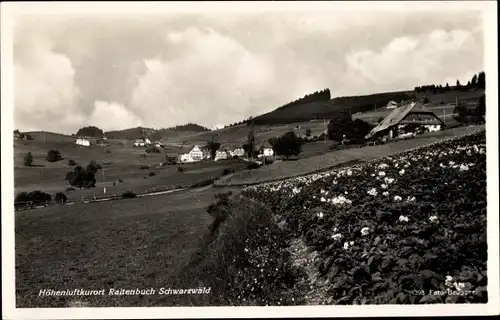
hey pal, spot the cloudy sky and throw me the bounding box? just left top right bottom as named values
left=13, top=9, right=484, bottom=134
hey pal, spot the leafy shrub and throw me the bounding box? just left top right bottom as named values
left=222, top=168, right=235, bottom=175
left=247, top=162, right=261, bottom=170
left=66, top=187, right=75, bottom=192
left=149, top=171, right=156, bottom=177
left=46, top=150, right=63, bottom=162
left=145, top=146, right=161, bottom=153
left=54, top=192, right=68, bottom=203
left=139, top=165, right=150, bottom=170
left=24, top=152, right=33, bottom=167
left=118, top=179, right=124, bottom=183
left=232, top=155, right=239, bottom=160
left=68, top=159, right=77, bottom=166
left=15, top=191, right=52, bottom=208
left=140, top=153, right=147, bottom=158
left=65, top=161, right=100, bottom=189
left=178, top=166, right=185, bottom=172
left=122, top=191, right=137, bottom=198
left=106, top=149, right=112, bottom=153
left=273, top=131, right=302, bottom=159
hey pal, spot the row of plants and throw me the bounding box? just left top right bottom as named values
left=240, top=131, right=487, bottom=304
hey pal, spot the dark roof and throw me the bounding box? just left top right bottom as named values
left=366, top=102, right=443, bottom=138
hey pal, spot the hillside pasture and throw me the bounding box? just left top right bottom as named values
left=14, top=138, right=246, bottom=202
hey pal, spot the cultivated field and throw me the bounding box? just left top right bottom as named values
left=237, top=130, right=487, bottom=305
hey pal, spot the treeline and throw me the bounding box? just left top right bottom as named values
left=165, top=123, right=211, bottom=132
left=247, top=92, right=412, bottom=126
left=76, top=126, right=104, bottom=138
left=415, top=71, right=485, bottom=94
left=274, top=88, right=331, bottom=111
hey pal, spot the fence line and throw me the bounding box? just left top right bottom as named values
left=14, top=183, right=186, bottom=212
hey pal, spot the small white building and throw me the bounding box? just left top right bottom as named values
left=134, top=139, right=146, bottom=147
left=233, top=147, right=245, bottom=157
left=144, top=138, right=152, bottom=145
left=215, top=149, right=229, bottom=161
left=426, top=124, right=442, bottom=132
left=75, top=138, right=91, bottom=147
left=386, top=101, right=398, bottom=109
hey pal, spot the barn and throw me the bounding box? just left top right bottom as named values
left=365, top=102, right=445, bottom=140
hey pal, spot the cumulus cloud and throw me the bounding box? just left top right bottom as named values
left=129, top=26, right=280, bottom=128
left=14, top=27, right=83, bottom=133
left=11, top=12, right=484, bottom=133
left=87, top=101, right=143, bottom=131
left=344, top=27, right=482, bottom=94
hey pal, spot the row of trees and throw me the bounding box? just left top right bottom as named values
left=276, top=88, right=331, bottom=110
left=414, top=71, right=486, bottom=94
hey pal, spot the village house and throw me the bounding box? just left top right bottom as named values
left=133, top=138, right=152, bottom=147
left=75, top=138, right=91, bottom=147
left=386, top=100, right=399, bottom=109
left=365, top=101, right=444, bottom=140
left=258, top=141, right=274, bottom=158
left=233, top=147, right=245, bottom=157
left=177, top=145, right=206, bottom=163
left=215, top=146, right=231, bottom=161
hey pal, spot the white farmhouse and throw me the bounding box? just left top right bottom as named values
left=386, top=101, right=398, bottom=109
left=75, top=138, right=91, bottom=147
left=215, top=148, right=229, bottom=161
left=233, top=147, right=245, bottom=157
left=134, top=139, right=145, bottom=147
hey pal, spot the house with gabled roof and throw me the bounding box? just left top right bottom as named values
left=365, top=102, right=445, bottom=140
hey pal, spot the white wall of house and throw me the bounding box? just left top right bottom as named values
left=76, top=138, right=90, bottom=147
left=188, top=145, right=203, bottom=161
left=426, top=124, right=441, bottom=132
left=263, top=148, right=274, bottom=157
left=233, top=148, right=245, bottom=157
left=215, top=150, right=228, bottom=161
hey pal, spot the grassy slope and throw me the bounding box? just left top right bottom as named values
left=15, top=186, right=241, bottom=307
left=14, top=138, right=246, bottom=201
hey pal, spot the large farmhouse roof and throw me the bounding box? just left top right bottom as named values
left=366, top=102, right=443, bottom=139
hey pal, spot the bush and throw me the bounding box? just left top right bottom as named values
left=122, top=191, right=137, bottom=198
left=139, top=165, right=150, bottom=170
left=118, top=179, right=124, bottom=183
left=106, top=149, right=112, bottom=153
left=273, top=131, right=302, bottom=159
left=54, top=192, right=68, bottom=203
left=178, top=166, right=185, bottom=172
left=232, top=155, right=239, bottom=160
left=247, top=162, right=261, bottom=170
left=68, top=159, right=77, bottom=166
left=24, top=152, right=33, bottom=167
left=149, top=171, right=156, bottom=177
left=66, top=187, right=75, bottom=192
left=15, top=190, right=52, bottom=208
left=46, top=150, right=63, bottom=162
left=145, top=146, right=161, bottom=153
left=222, top=168, right=235, bottom=175
left=140, top=153, right=147, bottom=158
left=65, top=162, right=100, bottom=189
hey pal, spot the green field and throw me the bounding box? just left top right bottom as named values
left=15, top=185, right=241, bottom=307
left=14, top=137, right=246, bottom=202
